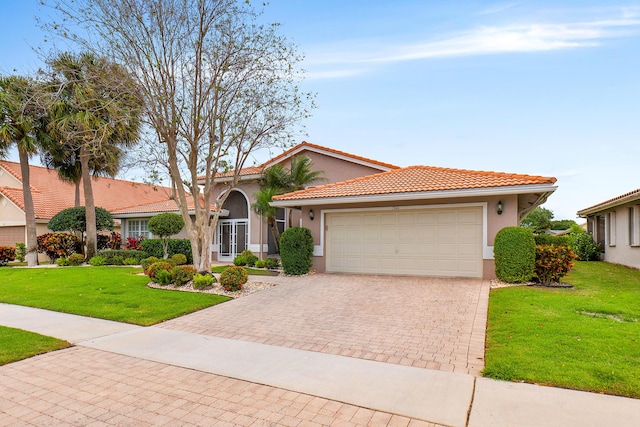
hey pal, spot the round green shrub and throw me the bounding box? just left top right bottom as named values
left=193, top=273, right=215, bottom=289
left=146, top=261, right=174, bottom=279
left=124, top=257, right=139, bottom=266
left=220, top=266, right=248, bottom=291
left=254, top=259, right=266, bottom=268
left=56, top=257, right=70, bottom=266
left=68, top=253, right=85, bottom=266
left=171, top=265, right=197, bottom=286
left=233, top=255, right=247, bottom=266
left=88, top=255, right=107, bottom=266
left=280, top=227, right=313, bottom=275
left=264, top=257, right=279, bottom=269
left=154, top=269, right=173, bottom=285
left=240, top=250, right=258, bottom=267
left=141, top=256, right=160, bottom=272
left=170, top=253, right=187, bottom=266
left=494, top=227, right=535, bottom=283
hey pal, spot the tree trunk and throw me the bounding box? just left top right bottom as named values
left=268, top=216, right=280, bottom=253
left=18, top=148, right=38, bottom=266
left=80, top=146, right=97, bottom=259
left=74, top=181, right=81, bottom=207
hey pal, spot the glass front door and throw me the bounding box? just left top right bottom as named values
left=218, top=220, right=248, bottom=261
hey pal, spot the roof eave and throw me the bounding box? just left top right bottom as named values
left=112, top=209, right=228, bottom=218
left=577, top=192, right=640, bottom=217
left=261, top=143, right=397, bottom=172
left=271, top=184, right=558, bottom=207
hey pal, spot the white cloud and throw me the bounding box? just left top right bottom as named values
left=304, top=13, right=640, bottom=77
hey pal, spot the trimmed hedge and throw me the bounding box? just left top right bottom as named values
left=494, top=227, right=535, bottom=283
left=140, top=239, right=192, bottom=264
left=280, top=227, right=313, bottom=275
left=534, top=234, right=572, bottom=247
left=99, top=249, right=149, bottom=263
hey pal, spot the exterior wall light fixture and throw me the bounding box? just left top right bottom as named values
left=309, top=209, right=314, bottom=220
left=497, top=201, right=504, bottom=215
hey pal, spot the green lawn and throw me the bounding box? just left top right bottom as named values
left=485, top=261, right=640, bottom=398
left=0, top=325, right=71, bottom=366
left=0, top=266, right=229, bottom=326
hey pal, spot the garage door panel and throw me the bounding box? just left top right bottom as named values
left=326, top=207, right=482, bottom=277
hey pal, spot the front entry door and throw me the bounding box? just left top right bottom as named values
left=218, top=220, right=248, bottom=261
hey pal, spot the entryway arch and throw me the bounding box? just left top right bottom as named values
left=217, top=190, right=249, bottom=262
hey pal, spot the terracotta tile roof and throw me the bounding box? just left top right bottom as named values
left=0, top=160, right=178, bottom=220
left=273, top=165, right=557, bottom=201
left=204, top=141, right=400, bottom=182
left=214, top=166, right=263, bottom=179
left=262, top=141, right=399, bottom=171
left=577, top=188, right=640, bottom=216
left=111, top=195, right=209, bottom=215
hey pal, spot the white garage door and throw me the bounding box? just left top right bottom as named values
left=326, top=206, right=483, bottom=277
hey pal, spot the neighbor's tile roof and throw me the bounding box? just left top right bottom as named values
left=214, top=166, right=263, bottom=179
left=577, top=188, right=640, bottom=216
left=0, top=160, right=178, bottom=220
left=273, top=165, right=557, bottom=201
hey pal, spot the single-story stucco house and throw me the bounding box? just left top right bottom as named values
left=206, top=142, right=557, bottom=279
left=578, top=188, right=640, bottom=270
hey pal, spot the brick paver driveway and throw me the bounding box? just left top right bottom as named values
left=160, top=273, right=489, bottom=375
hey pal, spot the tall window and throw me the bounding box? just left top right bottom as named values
left=128, top=219, right=149, bottom=239
left=607, top=212, right=616, bottom=247
left=629, top=206, right=640, bottom=247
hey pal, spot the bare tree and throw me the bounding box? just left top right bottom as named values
left=43, top=0, right=313, bottom=272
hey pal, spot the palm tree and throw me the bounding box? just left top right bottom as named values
left=46, top=52, right=142, bottom=259
left=0, top=76, right=50, bottom=266
left=252, top=155, right=324, bottom=252
left=286, top=155, right=324, bottom=227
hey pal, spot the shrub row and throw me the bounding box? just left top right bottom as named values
left=0, top=246, right=16, bottom=266
left=534, top=234, right=572, bottom=247
left=140, top=239, right=192, bottom=264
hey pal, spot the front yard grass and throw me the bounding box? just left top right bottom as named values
left=484, top=261, right=640, bottom=398
left=0, top=266, right=229, bottom=326
left=0, top=326, right=71, bottom=365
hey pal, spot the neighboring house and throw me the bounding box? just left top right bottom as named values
left=578, top=188, right=640, bottom=270
left=208, top=142, right=557, bottom=279
left=204, top=142, right=398, bottom=263
left=0, top=160, right=182, bottom=258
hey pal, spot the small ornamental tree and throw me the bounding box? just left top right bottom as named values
left=280, top=227, right=314, bottom=275
left=48, top=207, right=115, bottom=251
left=148, top=213, right=184, bottom=259
left=494, top=227, right=536, bottom=283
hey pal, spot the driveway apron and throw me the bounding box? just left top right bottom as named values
left=159, top=273, right=490, bottom=376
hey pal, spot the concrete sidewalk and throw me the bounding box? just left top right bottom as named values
left=2, top=303, right=640, bottom=426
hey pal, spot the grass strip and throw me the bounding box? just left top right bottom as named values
left=0, top=266, right=229, bottom=326
left=484, top=261, right=640, bottom=398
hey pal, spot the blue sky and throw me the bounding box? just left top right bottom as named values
left=2, top=1, right=640, bottom=221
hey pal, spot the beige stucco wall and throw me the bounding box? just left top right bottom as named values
left=0, top=166, right=21, bottom=188
left=594, top=203, right=640, bottom=270
left=0, top=195, right=26, bottom=226
left=299, top=194, right=520, bottom=280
